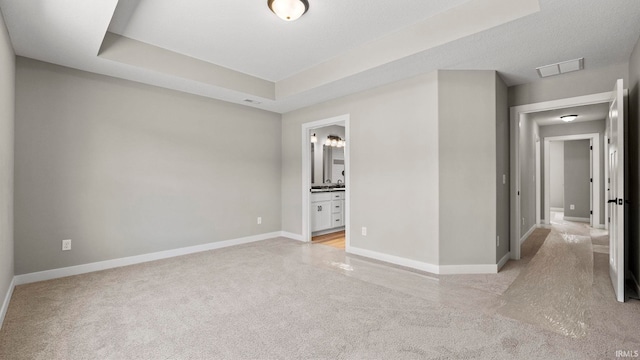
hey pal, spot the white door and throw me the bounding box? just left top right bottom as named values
left=608, top=79, right=625, bottom=303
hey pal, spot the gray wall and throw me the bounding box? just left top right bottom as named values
left=519, top=115, right=539, bottom=237
left=282, top=72, right=440, bottom=265
left=549, top=142, right=564, bottom=209
left=629, top=34, right=640, bottom=287
left=539, top=120, right=606, bottom=224
left=0, top=9, right=14, bottom=319
left=508, top=62, right=629, bottom=107
left=14, top=58, right=282, bottom=275
left=496, top=75, right=510, bottom=262
left=438, top=70, right=499, bottom=266
left=563, top=140, right=591, bottom=218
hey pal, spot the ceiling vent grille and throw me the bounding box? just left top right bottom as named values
left=536, top=58, right=584, bottom=78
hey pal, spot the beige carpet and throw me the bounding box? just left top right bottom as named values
left=1, top=227, right=640, bottom=359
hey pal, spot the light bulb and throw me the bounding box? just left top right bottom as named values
left=310, top=133, right=317, bottom=143
left=331, top=139, right=338, bottom=147
left=269, top=0, right=307, bottom=21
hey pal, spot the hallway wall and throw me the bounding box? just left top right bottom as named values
left=0, top=8, right=14, bottom=326
left=563, top=140, right=591, bottom=219
left=549, top=142, right=564, bottom=209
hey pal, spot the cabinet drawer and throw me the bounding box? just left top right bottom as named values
left=311, top=192, right=332, bottom=202
left=331, top=213, right=343, bottom=227
left=331, top=200, right=342, bottom=213
left=331, top=192, right=344, bottom=200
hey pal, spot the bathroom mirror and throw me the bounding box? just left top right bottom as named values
left=323, top=145, right=345, bottom=184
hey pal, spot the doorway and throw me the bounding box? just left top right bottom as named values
left=510, top=91, right=613, bottom=260
left=542, top=134, right=601, bottom=229
left=301, top=114, right=350, bottom=249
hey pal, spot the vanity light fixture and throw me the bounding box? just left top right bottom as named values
left=325, top=135, right=345, bottom=148
left=561, top=115, right=578, bottom=122
left=310, top=133, right=317, bottom=143
left=268, top=0, right=309, bottom=21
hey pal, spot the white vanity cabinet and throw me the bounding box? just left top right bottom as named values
left=311, top=192, right=332, bottom=231
left=311, top=191, right=345, bottom=232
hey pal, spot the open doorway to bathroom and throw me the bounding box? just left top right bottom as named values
left=301, top=115, right=350, bottom=250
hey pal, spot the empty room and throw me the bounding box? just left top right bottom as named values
left=1, top=0, right=640, bottom=359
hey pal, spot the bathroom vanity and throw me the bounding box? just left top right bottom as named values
left=310, top=189, right=345, bottom=233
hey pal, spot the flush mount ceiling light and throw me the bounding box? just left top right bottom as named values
left=268, top=0, right=309, bottom=21
left=536, top=58, right=584, bottom=78
left=561, top=115, right=578, bottom=122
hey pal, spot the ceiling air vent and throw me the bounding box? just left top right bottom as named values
left=536, top=58, right=584, bottom=78
left=243, top=99, right=262, bottom=105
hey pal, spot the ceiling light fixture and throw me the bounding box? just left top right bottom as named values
left=561, top=115, right=578, bottom=122
left=324, top=135, right=345, bottom=148
left=268, top=0, right=309, bottom=21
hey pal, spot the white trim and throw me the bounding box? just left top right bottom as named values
left=347, top=246, right=440, bottom=274
left=520, top=224, right=538, bottom=245
left=510, top=91, right=613, bottom=261
left=0, top=277, right=16, bottom=330
left=535, top=138, right=541, bottom=225
left=543, top=133, right=601, bottom=229
left=563, top=216, right=590, bottom=223
left=301, top=114, right=350, bottom=249
left=593, top=224, right=606, bottom=229
left=347, top=246, right=500, bottom=275
left=280, top=231, right=304, bottom=242
left=550, top=207, right=564, bottom=212
left=497, top=252, right=511, bottom=271
left=14, top=232, right=281, bottom=286
left=439, top=264, right=498, bottom=275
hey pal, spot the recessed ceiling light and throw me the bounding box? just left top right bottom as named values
left=268, top=0, right=309, bottom=21
left=536, top=58, right=584, bottom=78
left=561, top=115, right=578, bottom=122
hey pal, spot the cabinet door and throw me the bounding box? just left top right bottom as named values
left=311, top=200, right=332, bottom=231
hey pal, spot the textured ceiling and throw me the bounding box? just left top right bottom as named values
left=1, top=0, right=639, bottom=113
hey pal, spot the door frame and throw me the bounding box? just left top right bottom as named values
left=301, top=114, right=350, bottom=246
left=510, top=91, right=613, bottom=260
left=542, top=133, right=600, bottom=227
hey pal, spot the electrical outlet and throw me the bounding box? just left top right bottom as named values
left=257, top=217, right=262, bottom=225
left=503, top=174, right=506, bottom=185
left=522, top=218, right=525, bottom=226
left=570, top=204, right=575, bottom=210
left=361, top=227, right=367, bottom=236
left=497, top=235, right=500, bottom=247
left=62, top=239, right=71, bottom=251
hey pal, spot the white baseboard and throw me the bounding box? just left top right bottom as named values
left=497, top=252, right=511, bottom=271
left=439, top=264, right=498, bottom=274
left=550, top=207, right=564, bottom=212
left=0, top=276, right=15, bottom=330
left=563, top=216, right=590, bottom=223
left=14, top=231, right=282, bottom=286
left=279, top=231, right=304, bottom=242
left=347, top=246, right=440, bottom=274
left=520, top=225, right=538, bottom=245
left=347, top=246, right=499, bottom=275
